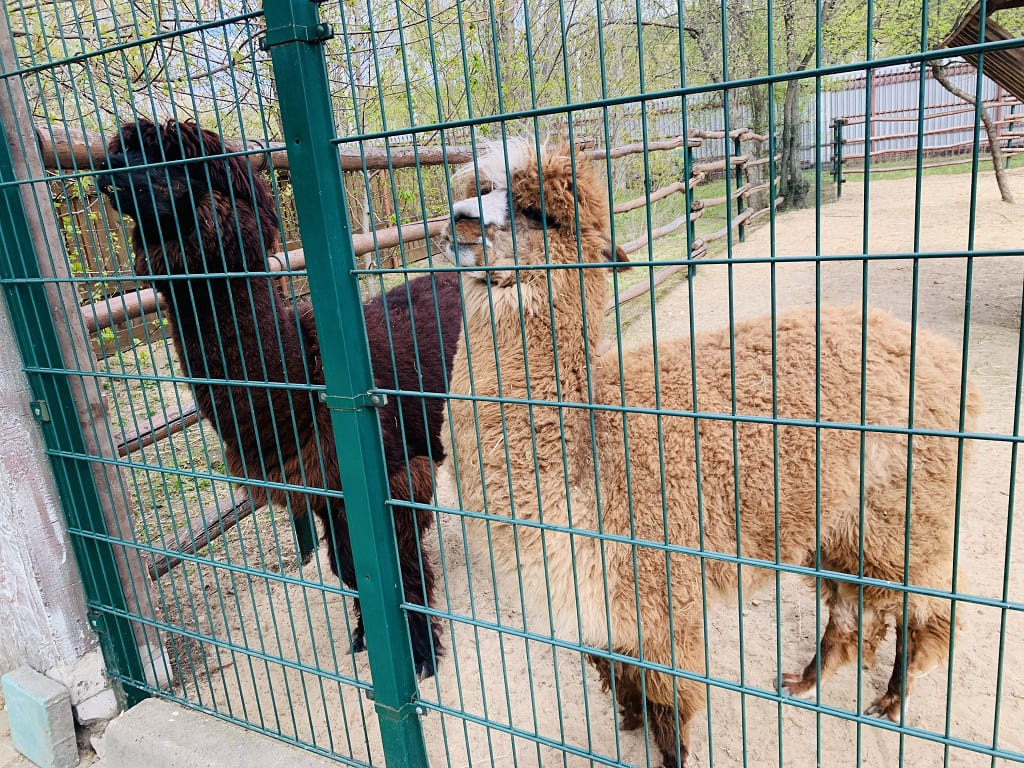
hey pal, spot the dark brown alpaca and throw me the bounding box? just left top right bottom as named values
left=98, top=118, right=460, bottom=678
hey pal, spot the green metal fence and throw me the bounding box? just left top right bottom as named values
left=1, top=0, right=1023, bottom=764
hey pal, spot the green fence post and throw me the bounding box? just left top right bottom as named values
left=685, top=142, right=697, bottom=276
left=0, top=120, right=148, bottom=706
left=734, top=134, right=746, bottom=242
left=832, top=118, right=845, bottom=198
left=260, top=1, right=429, bottom=766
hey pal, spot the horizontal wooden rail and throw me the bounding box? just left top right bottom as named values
left=745, top=153, right=783, bottom=168
left=840, top=150, right=1024, bottom=174
left=82, top=219, right=451, bottom=334
left=700, top=181, right=757, bottom=208
left=689, top=128, right=771, bottom=142
left=692, top=155, right=748, bottom=174
left=39, top=123, right=477, bottom=174
left=604, top=239, right=708, bottom=313
left=147, top=488, right=255, bottom=580
left=619, top=209, right=704, bottom=255
left=583, top=135, right=702, bottom=160
left=612, top=175, right=705, bottom=214
left=116, top=402, right=200, bottom=457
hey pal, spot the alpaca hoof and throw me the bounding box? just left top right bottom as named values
left=414, top=656, right=436, bottom=681
left=619, top=708, right=643, bottom=731
left=865, top=694, right=904, bottom=722
left=657, top=747, right=687, bottom=768
left=779, top=673, right=815, bottom=700
left=350, top=630, right=366, bottom=654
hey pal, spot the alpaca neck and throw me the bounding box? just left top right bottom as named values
left=143, top=235, right=310, bottom=393
left=459, top=269, right=607, bottom=402
left=451, top=268, right=607, bottom=499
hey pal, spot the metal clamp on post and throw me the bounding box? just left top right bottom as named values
left=259, top=22, right=334, bottom=51
left=318, top=390, right=388, bottom=411
left=373, top=696, right=427, bottom=723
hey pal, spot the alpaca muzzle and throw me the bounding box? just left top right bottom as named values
left=441, top=217, right=494, bottom=270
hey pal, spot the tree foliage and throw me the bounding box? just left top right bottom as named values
left=8, top=0, right=1022, bottom=216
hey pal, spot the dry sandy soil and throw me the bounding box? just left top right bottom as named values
left=160, top=167, right=1024, bottom=767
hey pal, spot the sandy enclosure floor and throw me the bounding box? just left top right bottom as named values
left=159, top=168, right=1024, bottom=767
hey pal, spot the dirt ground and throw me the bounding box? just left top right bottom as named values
left=162, top=167, right=1024, bottom=767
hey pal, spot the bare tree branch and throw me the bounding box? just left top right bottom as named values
left=929, top=60, right=1014, bottom=202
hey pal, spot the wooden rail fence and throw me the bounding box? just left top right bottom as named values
left=41, top=124, right=778, bottom=579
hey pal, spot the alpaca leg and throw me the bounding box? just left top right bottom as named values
left=645, top=681, right=702, bottom=768
left=319, top=500, right=365, bottom=654
left=587, top=654, right=645, bottom=731
left=389, top=456, right=443, bottom=679
left=866, top=611, right=950, bottom=721
left=393, top=501, right=439, bottom=679
left=781, top=583, right=864, bottom=699
left=860, top=610, right=890, bottom=669
left=614, top=662, right=646, bottom=731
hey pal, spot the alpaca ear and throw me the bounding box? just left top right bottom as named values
left=109, top=118, right=156, bottom=158
left=602, top=243, right=631, bottom=271
left=201, top=123, right=280, bottom=250
left=510, top=146, right=579, bottom=230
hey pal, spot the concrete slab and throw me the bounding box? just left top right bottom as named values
left=1, top=668, right=77, bottom=768
left=1, top=691, right=99, bottom=768
left=102, top=699, right=342, bottom=768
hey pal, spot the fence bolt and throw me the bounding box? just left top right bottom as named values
left=318, top=391, right=328, bottom=403
left=415, top=705, right=425, bottom=717
left=29, top=399, right=50, bottom=422
left=364, top=688, right=375, bottom=702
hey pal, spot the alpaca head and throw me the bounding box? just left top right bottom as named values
left=441, top=139, right=627, bottom=288
left=97, top=118, right=279, bottom=276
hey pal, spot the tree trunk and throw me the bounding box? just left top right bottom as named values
left=930, top=62, right=1014, bottom=203
left=780, top=78, right=810, bottom=207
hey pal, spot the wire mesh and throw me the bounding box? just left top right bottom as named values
left=0, top=0, right=1022, bottom=765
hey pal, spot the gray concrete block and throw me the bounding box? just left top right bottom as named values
left=103, top=699, right=342, bottom=768
left=1, top=667, right=77, bottom=768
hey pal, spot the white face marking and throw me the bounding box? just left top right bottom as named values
left=444, top=138, right=534, bottom=274
left=451, top=190, right=508, bottom=229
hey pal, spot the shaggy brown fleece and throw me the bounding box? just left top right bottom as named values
left=99, top=118, right=461, bottom=678
left=440, top=139, right=980, bottom=766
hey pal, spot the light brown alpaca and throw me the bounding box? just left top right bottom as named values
left=440, top=139, right=980, bottom=766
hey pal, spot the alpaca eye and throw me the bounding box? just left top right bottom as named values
left=519, top=206, right=548, bottom=227
left=478, top=181, right=494, bottom=195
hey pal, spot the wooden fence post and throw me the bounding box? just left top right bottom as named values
left=0, top=13, right=168, bottom=695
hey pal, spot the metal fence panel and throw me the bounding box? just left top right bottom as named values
left=0, top=0, right=1022, bottom=766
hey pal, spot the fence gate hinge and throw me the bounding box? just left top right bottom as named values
left=87, top=611, right=106, bottom=635
left=259, top=22, right=334, bottom=51
left=29, top=400, right=50, bottom=422
left=319, top=390, right=388, bottom=411
left=373, top=694, right=427, bottom=722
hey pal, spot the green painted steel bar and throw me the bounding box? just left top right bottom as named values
left=260, top=1, right=429, bottom=766
left=832, top=118, right=844, bottom=198
left=0, top=118, right=147, bottom=706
